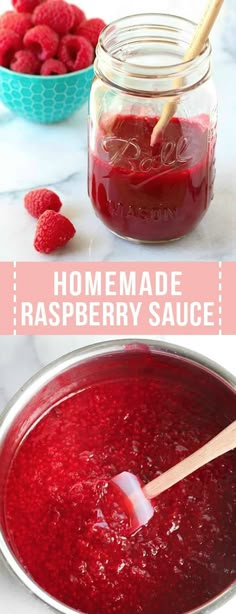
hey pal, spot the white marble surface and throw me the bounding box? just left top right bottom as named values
left=0, top=333, right=235, bottom=614
left=0, top=0, right=235, bottom=261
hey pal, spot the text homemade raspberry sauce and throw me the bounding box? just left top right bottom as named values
left=89, top=114, right=215, bottom=242
left=3, top=351, right=235, bottom=614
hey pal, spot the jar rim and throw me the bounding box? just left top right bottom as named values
left=98, top=13, right=211, bottom=74
left=96, top=13, right=212, bottom=94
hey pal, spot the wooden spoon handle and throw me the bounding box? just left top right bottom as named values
left=150, top=0, right=224, bottom=146
left=185, top=0, right=224, bottom=61
left=143, top=420, right=236, bottom=500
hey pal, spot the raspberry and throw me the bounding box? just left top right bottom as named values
left=58, top=34, right=93, bottom=71
left=70, top=4, right=86, bottom=32
left=12, top=0, right=44, bottom=13
left=24, top=25, right=59, bottom=61
left=12, top=0, right=44, bottom=12
left=10, top=49, right=40, bottom=73
left=25, top=189, right=62, bottom=218
left=0, top=30, right=21, bottom=68
left=33, top=1, right=74, bottom=36
left=34, top=210, right=76, bottom=253
left=76, top=18, right=106, bottom=48
left=40, top=58, right=67, bottom=75
left=0, top=11, right=32, bottom=39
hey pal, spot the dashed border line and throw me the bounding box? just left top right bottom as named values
left=218, top=261, right=222, bottom=336
left=10, top=262, right=225, bottom=336
left=13, top=262, right=17, bottom=336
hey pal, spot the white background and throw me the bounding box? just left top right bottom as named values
left=0, top=1, right=208, bottom=20
left=0, top=0, right=228, bottom=40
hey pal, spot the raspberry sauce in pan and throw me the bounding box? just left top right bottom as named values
left=3, top=351, right=235, bottom=614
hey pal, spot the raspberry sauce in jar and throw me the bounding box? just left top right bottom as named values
left=1, top=343, right=235, bottom=614
left=88, top=14, right=217, bottom=243
left=89, top=113, right=214, bottom=242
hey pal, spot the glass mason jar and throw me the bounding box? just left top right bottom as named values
left=88, top=14, right=217, bottom=243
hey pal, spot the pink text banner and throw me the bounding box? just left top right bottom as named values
left=7, top=261, right=231, bottom=335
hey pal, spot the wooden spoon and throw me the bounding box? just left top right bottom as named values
left=111, top=420, right=236, bottom=535
left=150, top=0, right=224, bottom=147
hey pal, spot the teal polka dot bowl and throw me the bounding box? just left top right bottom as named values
left=0, top=64, right=94, bottom=123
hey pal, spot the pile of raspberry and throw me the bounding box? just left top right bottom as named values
left=24, top=188, right=76, bottom=253
left=0, top=1, right=106, bottom=75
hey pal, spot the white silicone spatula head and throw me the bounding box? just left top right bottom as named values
left=111, top=420, right=236, bottom=535
left=111, top=472, right=154, bottom=534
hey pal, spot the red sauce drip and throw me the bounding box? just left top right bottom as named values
left=89, top=114, right=215, bottom=242
left=4, top=360, right=235, bottom=614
